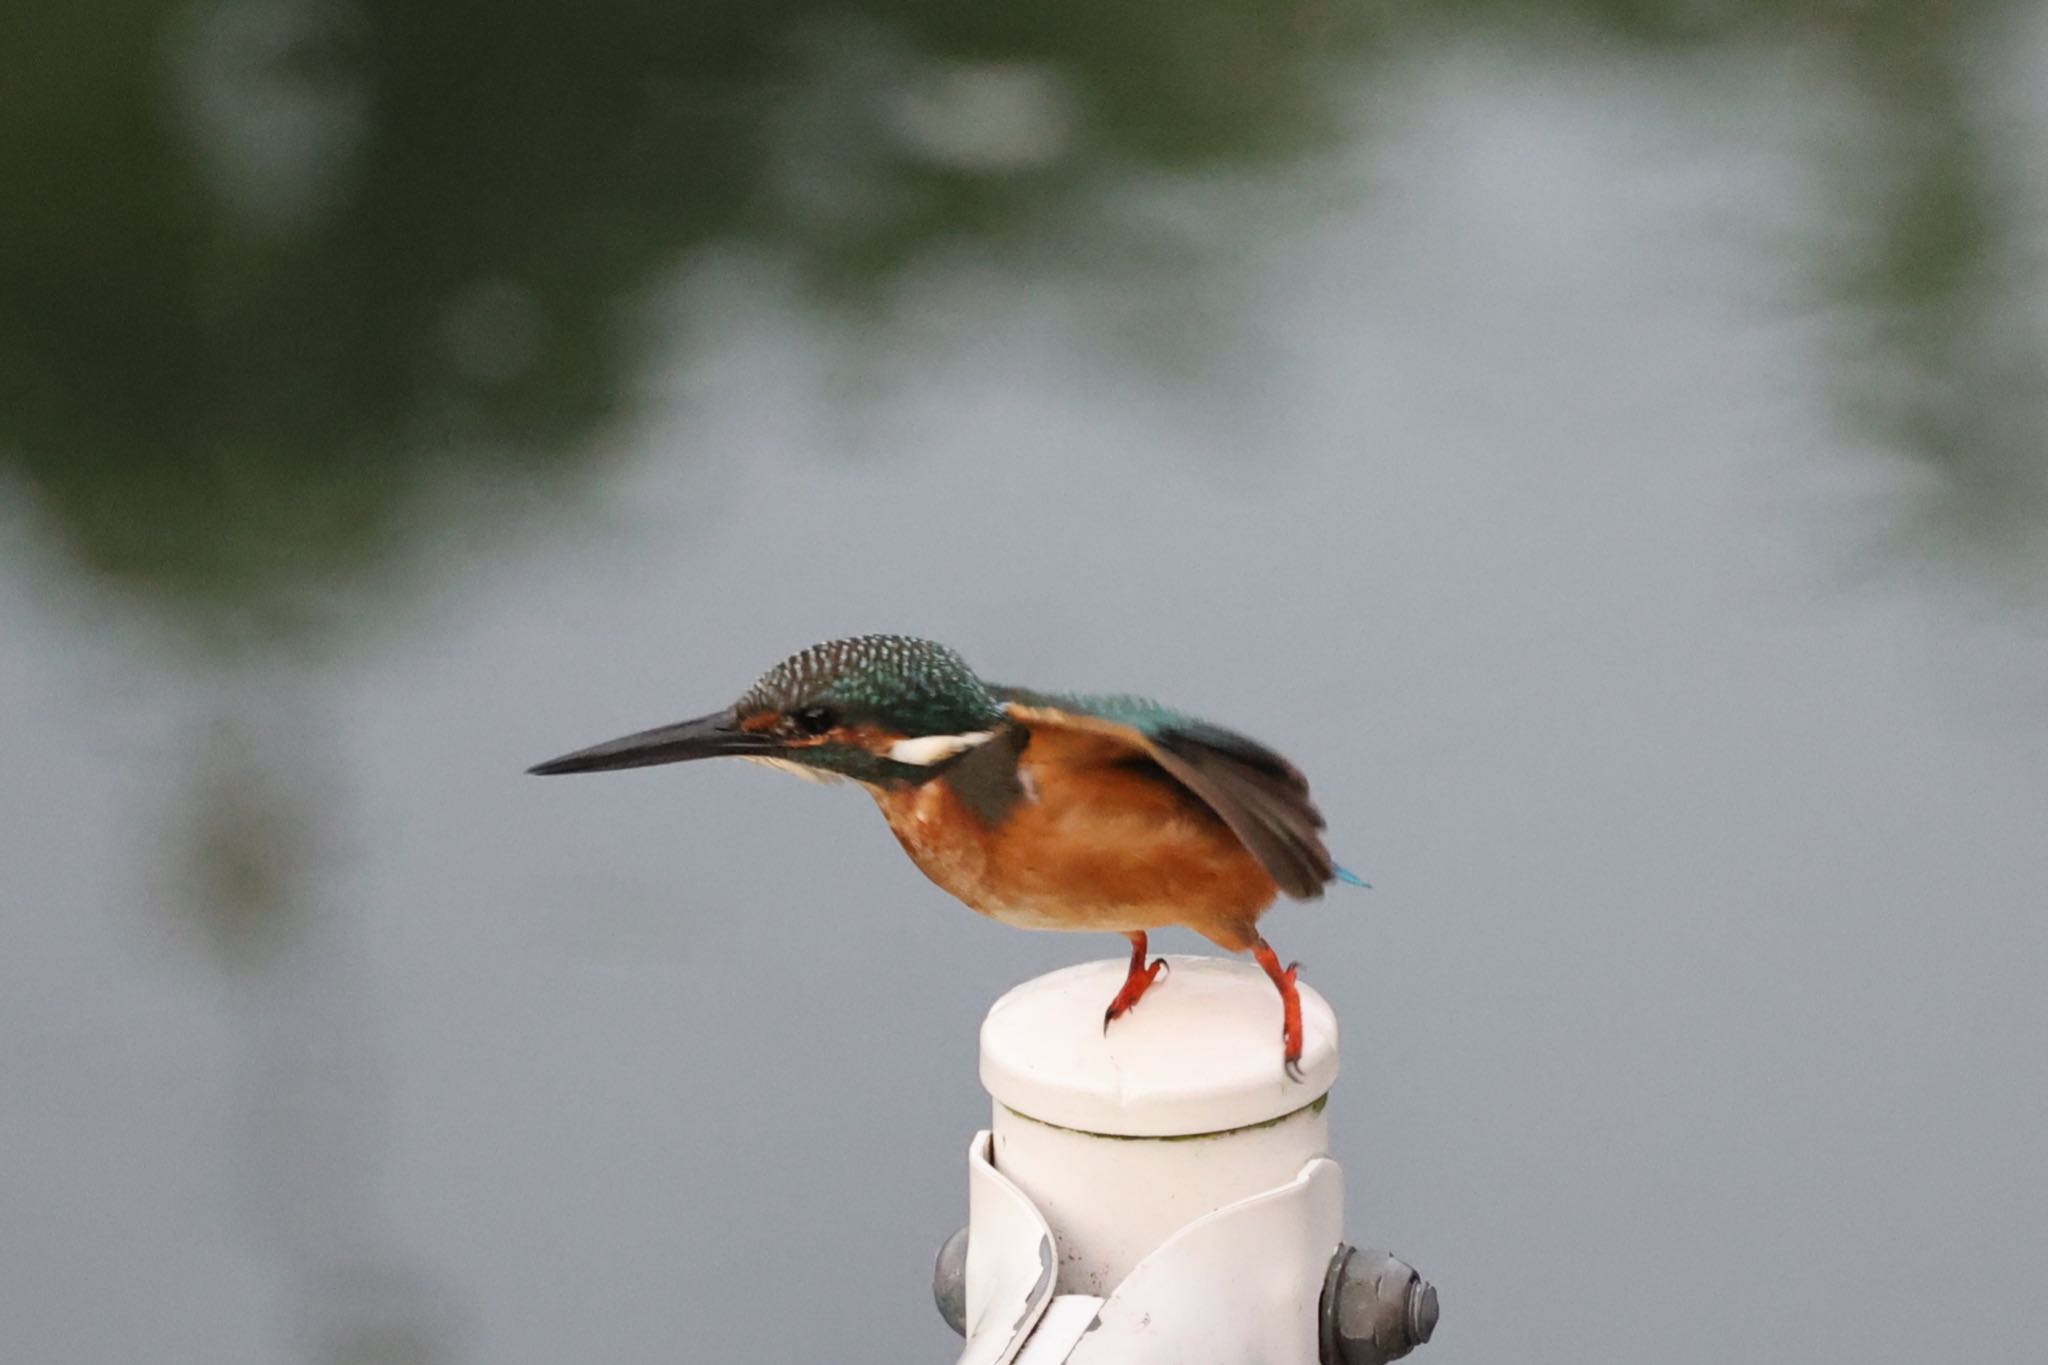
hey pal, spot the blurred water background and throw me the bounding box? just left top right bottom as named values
left=5, top=2, right=2048, bottom=1362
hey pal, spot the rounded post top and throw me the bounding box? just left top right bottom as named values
left=979, top=955, right=1339, bottom=1137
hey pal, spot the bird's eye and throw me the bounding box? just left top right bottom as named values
left=790, top=706, right=836, bottom=737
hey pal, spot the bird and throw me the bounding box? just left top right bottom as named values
left=528, top=634, right=1359, bottom=1079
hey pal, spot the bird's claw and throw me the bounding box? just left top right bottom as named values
left=1284, top=1055, right=1306, bottom=1084
left=1103, top=956, right=1170, bottom=1032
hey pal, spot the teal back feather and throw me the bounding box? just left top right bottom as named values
left=989, top=686, right=1197, bottom=737
left=993, top=685, right=1301, bottom=779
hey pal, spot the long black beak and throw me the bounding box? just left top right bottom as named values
left=527, top=708, right=771, bottom=776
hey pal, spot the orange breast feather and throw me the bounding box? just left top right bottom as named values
left=871, top=717, right=1279, bottom=950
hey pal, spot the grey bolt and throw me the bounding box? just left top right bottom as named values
left=1320, top=1244, right=1439, bottom=1365
left=933, top=1225, right=970, bottom=1336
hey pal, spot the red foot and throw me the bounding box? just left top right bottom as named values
left=1103, top=932, right=1170, bottom=1030
left=1251, top=940, right=1306, bottom=1082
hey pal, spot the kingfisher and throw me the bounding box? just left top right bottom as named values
left=529, top=634, right=1356, bottom=1079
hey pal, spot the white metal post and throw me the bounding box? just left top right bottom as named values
left=934, top=956, right=1437, bottom=1365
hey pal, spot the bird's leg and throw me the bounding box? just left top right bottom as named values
left=1103, top=931, right=1170, bottom=1030
left=1251, top=938, right=1306, bottom=1082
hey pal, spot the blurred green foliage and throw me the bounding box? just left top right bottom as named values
left=0, top=0, right=2037, bottom=631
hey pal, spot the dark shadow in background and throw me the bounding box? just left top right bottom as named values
left=1, top=0, right=1365, bottom=637
left=3, top=0, right=2039, bottom=635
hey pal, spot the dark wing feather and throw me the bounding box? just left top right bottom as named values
left=994, top=687, right=1335, bottom=900
left=1148, top=728, right=1333, bottom=900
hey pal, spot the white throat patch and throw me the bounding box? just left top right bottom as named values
left=743, top=755, right=843, bottom=784
left=887, top=731, right=995, bottom=766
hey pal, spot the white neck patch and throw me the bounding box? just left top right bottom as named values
left=887, top=731, right=995, bottom=766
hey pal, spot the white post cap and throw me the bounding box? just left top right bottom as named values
left=979, top=955, right=1339, bottom=1137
